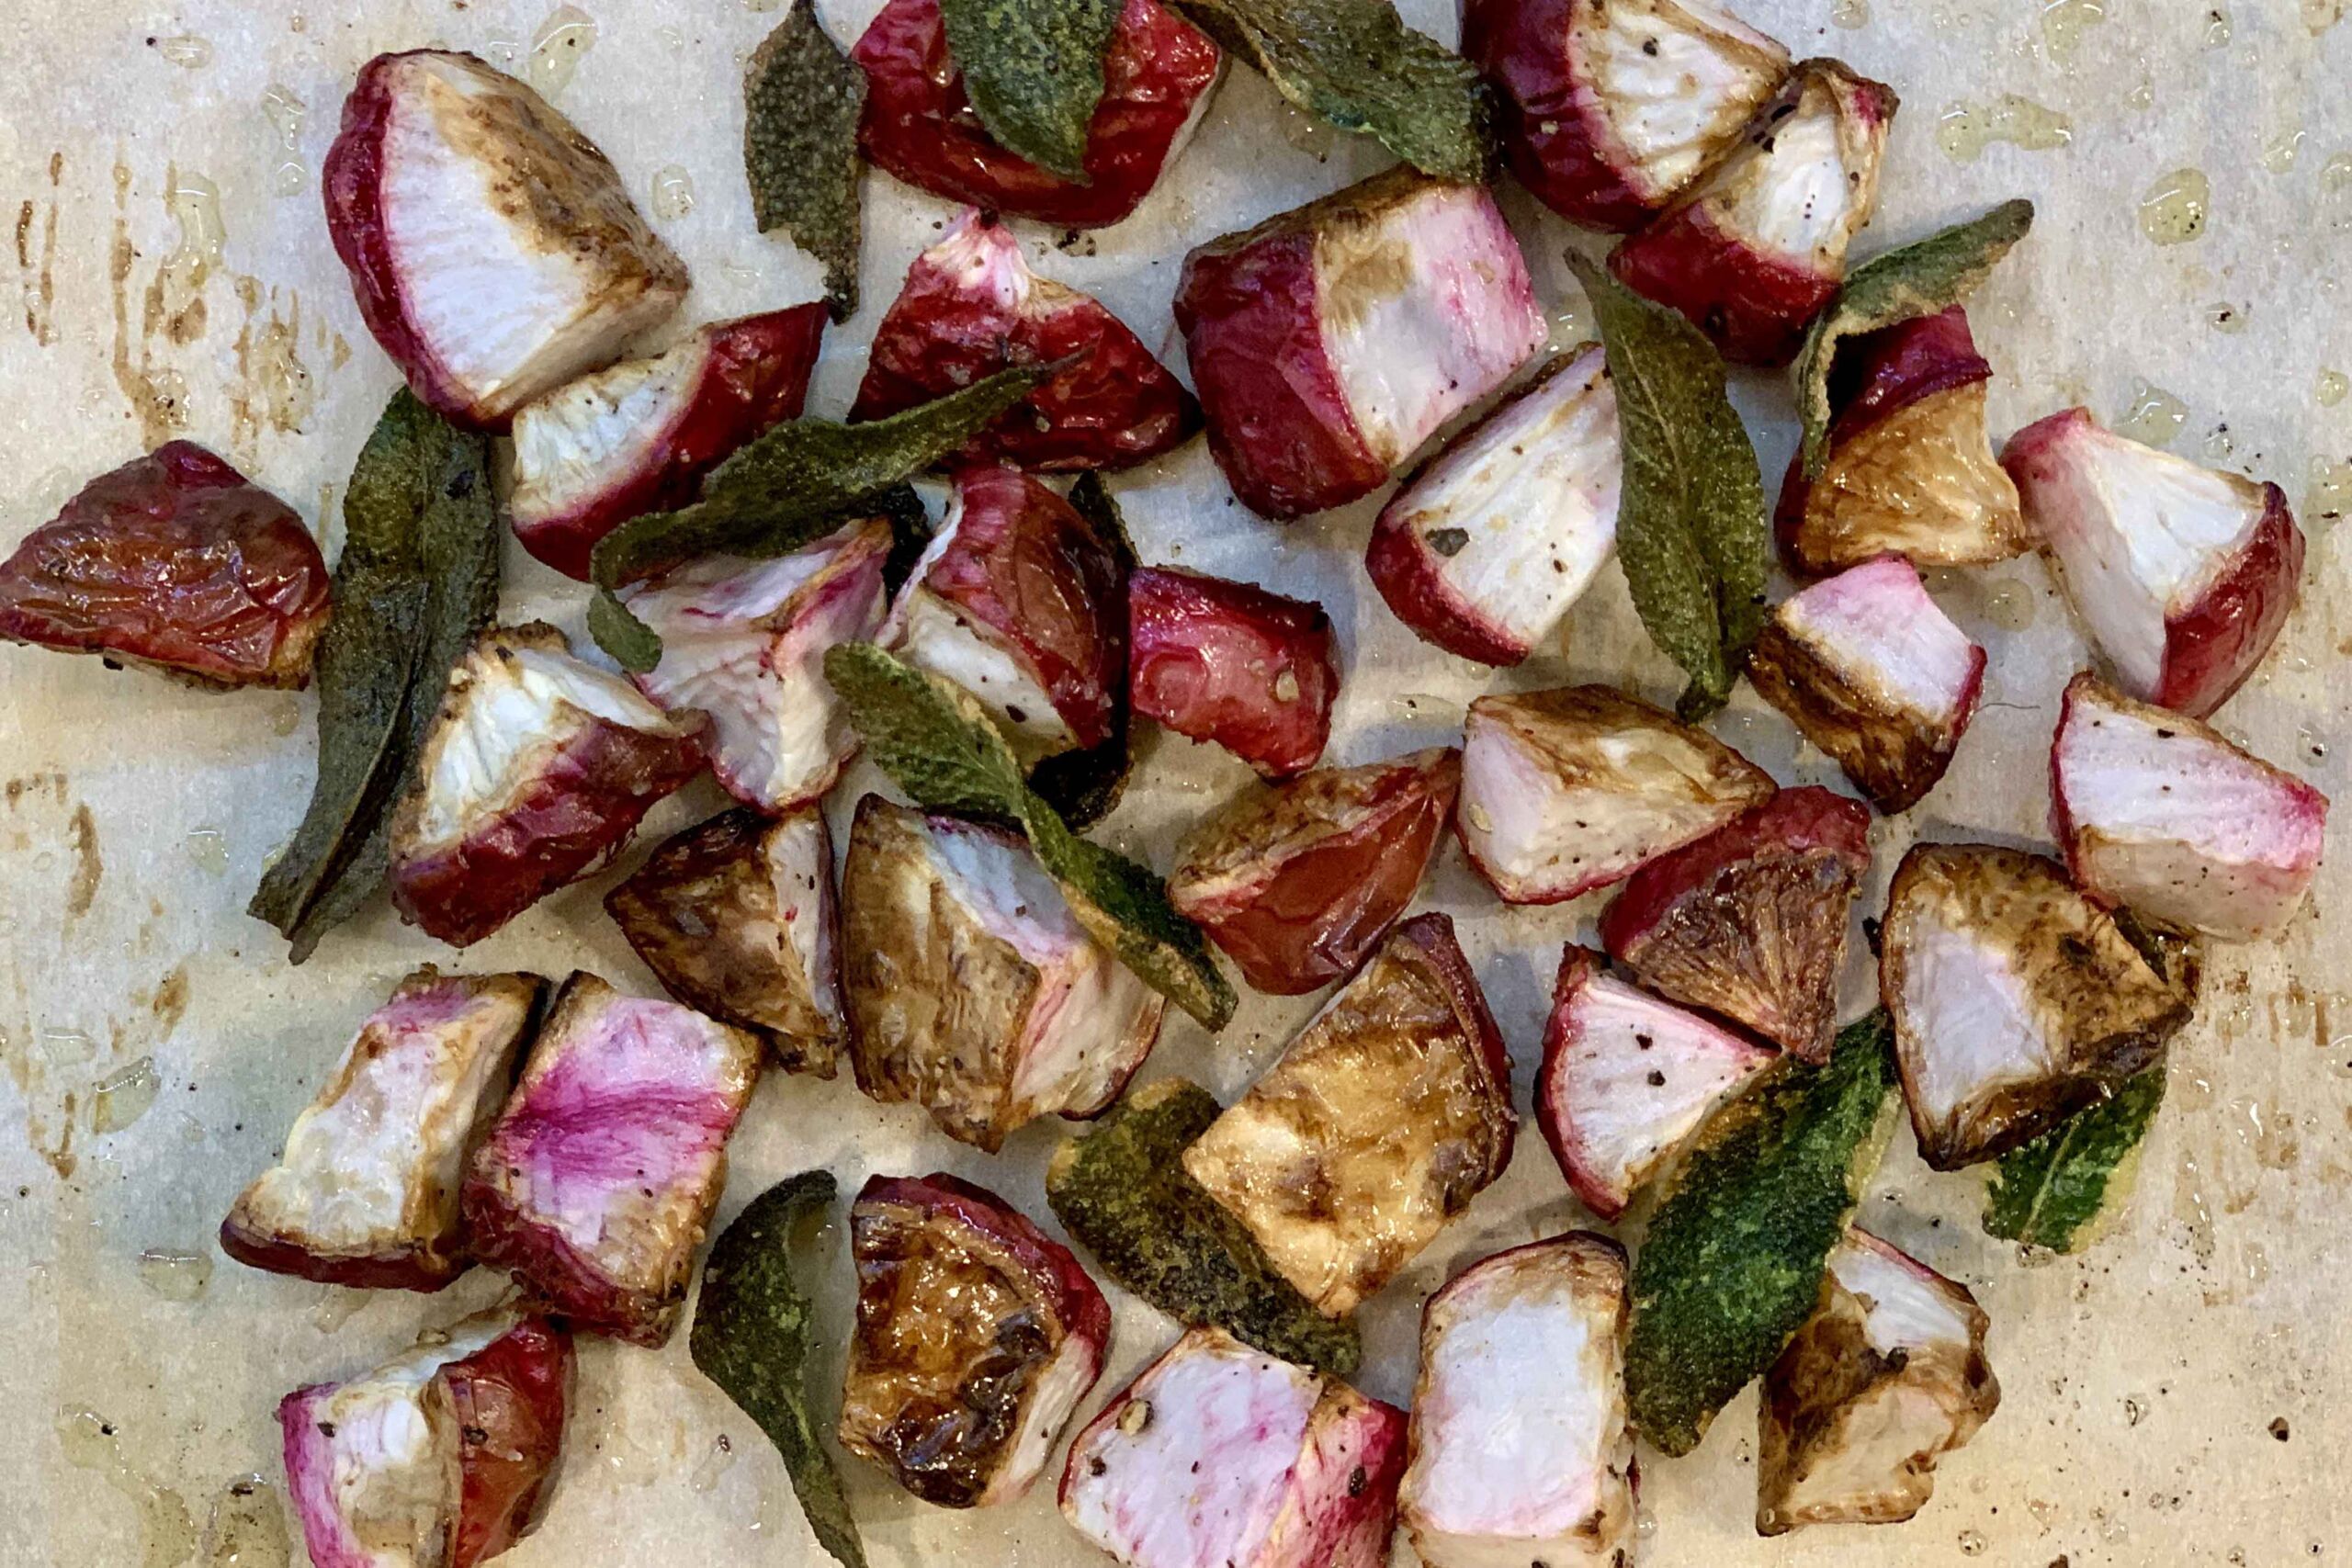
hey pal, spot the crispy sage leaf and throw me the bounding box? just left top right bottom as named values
left=248, top=390, right=499, bottom=961
left=588, top=365, right=1060, bottom=671
left=689, top=1170, right=865, bottom=1568
left=1626, top=1010, right=1896, bottom=1456
left=746, top=3, right=868, bottom=321
left=1984, top=1064, right=2165, bottom=1254
left=1795, top=199, right=2035, bottom=477
left=824, top=640, right=1236, bottom=1029
left=1568, top=251, right=1766, bottom=718
left=938, top=0, right=1121, bottom=182
left=1173, top=0, right=1492, bottom=184
left=1026, top=472, right=1138, bottom=829
left=1047, top=1079, right=1362, bottom=1374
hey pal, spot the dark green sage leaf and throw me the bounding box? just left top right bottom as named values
left=937, top=0, right=1121, bottom=183
left=248, top=390, right=499, bottom=960
left=1026, top=472, right=1137, bottom=829
left=746, top=4, right=867, bottom=321
left=1569, top=251, right=1766, bottom=718
left=823, top=641, right=1236, bottom=1029
left=1172, top=0, right=1492, bottom=183
left=690, top=1170, right=864, bottom=1568
left=1794, top=199, right=2035, bottom=477
left=1984, top=1065, right=2165, bottom=1254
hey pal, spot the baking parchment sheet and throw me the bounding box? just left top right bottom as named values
left=3, top=0, right=2349, bottom=1562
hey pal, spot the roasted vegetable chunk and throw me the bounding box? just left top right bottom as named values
left=605, top=806, right=845, bottom=1077
left=0, top=441, right=330, bottom=689
left=842, top=795, right=1166, bottom=1152
left=1128, top=565, right=1339, bottom=778
left=1182, top=914, right=1516, bottom=1316
left=462, top=973, right=763, bottom=1345
left=1059, top=1326, right=1407, bottom=1568
left=222, top=966, right=544, bottom=1290
left=840, top=1173, right=1111, bottom=1507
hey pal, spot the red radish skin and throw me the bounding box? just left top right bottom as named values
left=1128, top=566, right=1339, bottom=777
left=445, top=1318, right=573, bottom=1565
left=853, top=0, right=1221, bottom=229
left=2152, top=491, right=2304, bottom=716
left=1599, top=785, right=1871, bottom=959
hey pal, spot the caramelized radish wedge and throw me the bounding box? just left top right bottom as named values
left=1748, top=555, right=1986, bottom=814
left=1128, top=566, right=1340, bottom=777
left=1399, top=1234, right=1637, bottom=1568
left=1609, top=59, right=1897, bottom=367
left=1175, top=167, right=1546, bottom=520
left=1463, top=0, right=1792, bottom=231
left=1600, top=787, right=1871, bottom=1059
left=2051, top=672, right=2328, bottom=941
left=1059, top=1325, right=1408, bottom=1568
left=2004, top=407, right=2305, bottom=718
left=1366, top=345, right=1623, bottom=666
left=1757, top=1229, right=1999, bottom=1534
left=853, top=210, right=1200, bottom=472
left=1457, top=684, right=1774, bottom=904
left=1774, top=307, right=2026, bottom=577
left=323, top=51, right=690, bottom=430
left=1536, top=947, right=1777, bottom=1219
left=509, top=307, right=828, bottom=580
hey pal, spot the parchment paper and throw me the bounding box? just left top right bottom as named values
left=3, top=1, right=2348, bottom=1563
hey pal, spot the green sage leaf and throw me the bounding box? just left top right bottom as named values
left=1172, top=0, right=1492, bottom=184
left=823, top=641, right=1236, bottom=1029
left=1984, top=1065, right=2165, bottom=1254
left=689, top=1170, right=865, bottom=1568
left=746, top=3, right=867, bottom=321
left=1569, top=251, right=1766, bottom=718
left=938, top=0, right=1121, bottom=183
left=1794, top=199, right=2035, bottom=477
left=247, top=390, right=499, bottom=961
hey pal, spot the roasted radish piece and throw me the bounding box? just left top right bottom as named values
left=853, top=210, right=1200, bottom=471
left=1169, top=749, right=1461, bottom=996
left=389, top=623, right=705, bottom=948
left=2051, top=673, right=2328, bottom=941
left=1610, top=60, right=1897, bottom=367
left=1366, top=346, right=1623, bottom=665
left=1174, top=168, right=1546, bottom=520
left=2004, top=408, right=2305, bottom=718
left=279, top=1311, right=571, bottom=1568
left=882, top=466, right=1126, bottom=763
left=509, top=306, right=829, bottom=579
left=1128, top=566, right=1339, bottom=777
left=1775, top=308, right=2027, bottom=576
left=1463, top=0, right=1791, bottom=231
left=1599, top=786, right=1871, bottom=1057
left=0, top=442, right=330, bottom=689
left=1536, top=947, right=1776, bottom=1218
left=840, top=1173, right=1112, bottom=1507
left=1399, top=1235, right=1636, bottom=1568
left=605, top=807, right=845, bottom=1076
left=1757, top=1229, right=1999, bottom=1534
left=621, top=520, right=891, bottom=812
left=1059, top=1325, right=1408, bottom=1568
left=842, top=795, right=1166, bottom=1153
left=1182, top=914, right=1516, bottom=1316
left=853, top=0, right=1222, bottom=228
left=1748, top=555, right=1986, bottom=814
left=222, top=967, right=544, bottom=1291
left=462, top=973, right=763, bottom=1345
left=1882, top=843, right=2194, bottom=1169
left=1458, top=684, right=1775, bottom=904
left=322, top=51, right=690, bottom=430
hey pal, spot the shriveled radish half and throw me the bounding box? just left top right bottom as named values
left=1457, top=683, right=1775, bottom=904
left=509, top=306, right=827, bottom=579
left=1749, top=554, right=1986, bottom=814
left=1175, top=167, right=1546, bottom=520
left=1128, top=566, right=1340, bottom=778
left=2004, top=407, right=2305, bottom=718
left=1366, top=345, right=1623, bottom=666
left=1536, top=947, right=1776, bottom=1219
left=2051, top=672, right=2327, bottom=941
left=1610, top=59, right=1897, bottom=367
left=322, top=50, right=690, bottom=430
left=1463, top=0, right=1792, bottom=231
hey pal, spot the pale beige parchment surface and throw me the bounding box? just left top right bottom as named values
left=1, top=0, right=2348, bottom=1564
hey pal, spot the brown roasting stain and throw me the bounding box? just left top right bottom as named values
left=64, top=803, right=101, bottom=919
left=141, top=164, right=209, bottom=347
left=5, top=772, right=69, bottom=807
left=14, top=152, right=60, bottom=345
left=228, top=278, right=315, bottom=461
left=146, top=965, right=190, bottom=1038
left=108, top=164, right=187, bottom=446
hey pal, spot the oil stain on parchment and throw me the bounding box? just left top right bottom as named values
left=228, top=277, right=315, bottom=462
left=109, top=164, right=189, bottom=447
left=65, top=802, right=101, bottom=919
left=15, top=151, right=61, bottom=345
left=55, top=1407, right=199, bottom=1568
